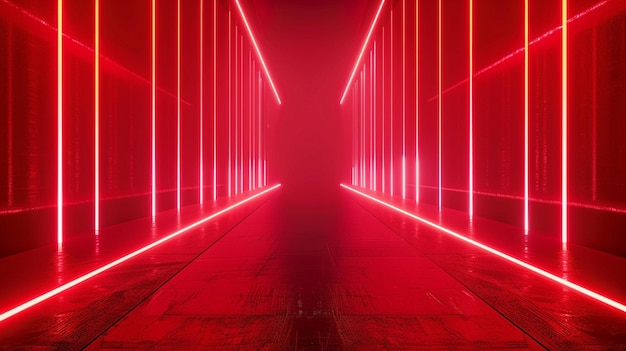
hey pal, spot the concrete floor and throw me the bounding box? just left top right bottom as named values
left=1, top=186, right=625, bottom=350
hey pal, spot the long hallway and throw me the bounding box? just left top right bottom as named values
left=2, top=186, right=625, bottom=349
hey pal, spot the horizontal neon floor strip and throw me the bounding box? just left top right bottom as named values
left=340, top=183, right=626, bottom=313
left=0, top=184, right=281, bottom=323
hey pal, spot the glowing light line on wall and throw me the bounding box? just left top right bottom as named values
left=438, top=0, right=442, bottom=211
left=562, top=0, right=568, bottom=244
left=415, top=0, right=419, bottom=203
left=469, top=0, right=474, bottom=218
left=402, top=0, right=406, bottom=200
left=340, top=0, right=386, bottom=104
left=0, top=185, right=282, bottom=323
left=57, top=0, right=63, bottom=245
left=95, top=0, right=100, bottom=231
left=524, top=0, right=529, bottom=232
left=233, top=0, right=281, bottom=104
left=213, top=0, right=217, bottom=201
left=200, top=0, right=204, bottom=205
left=151, top=0, right=157, bottom=218
left=390, top=10, right=394, bottom=196
left=177, top=0, right=181, bottom=211
left=340, top=184, right=626, bottom=314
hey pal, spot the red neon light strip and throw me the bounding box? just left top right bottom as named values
left=228, top=11, right=232, bottom=197
left=151, top=0, right=157, bottom=218
left=240, top=37, right=244, bottom=194
left=402, top=0, right=406, bottom=200
left=381, top=26, right=386, bottom=193
left=0, top=184, right=282, bottom=323
left=249, top=51, right=253, bottom=191
left=415, top=1, right=419, bottom=203
left=340, top=184, right=626, bottom=314
left=95, top=0, right=100, bottom=231
left=57, top=0, right=63, bottom=245
left=340, top=0, right=386, bottom=104
left=373, top=42, right=377, bottom=192
left=235, top=27, right=238, bottom=195
left=200, top=0, right=204, bottom=206
left=524, top=0, right=529, bottom=232
left=469, top=0, right=473, bottom=218
left=562, top=0, right=568, bottom=244
left=390, top=10, right=394, bottom=196
left=233, top=0, right=281, bottom=105
left=177, top=0, right=181, bottom=211
left=213, top=0, right=217, bottom=201
left=438, top=0, right=442, bottom=211
left=258, top=72, right=262, bottom=189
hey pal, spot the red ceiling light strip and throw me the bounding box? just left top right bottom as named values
left=340, top=184, right=626, bottom=313
left=340, top=0, right=386, bottom=105
left=233, top=0, right=281, bottom=105
left=0, top=184, right=282, bottom=323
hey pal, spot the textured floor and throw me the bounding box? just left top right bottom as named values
left=1, top=186, right=625, bottom=350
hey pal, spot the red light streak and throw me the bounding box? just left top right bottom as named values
left=235, top=27, right=238, bottom=195
left=57, top=0, right=63, bottom=245
left=374, top=42, right=377, bottom=192
left=228, top=11, right=232, bottom=197
left=380, top=26, right=386, bottom=193
left=340, top=0, right=386, bottom=104
left=213, top=0, right=217, bottom=202
left=524, top=0, right=529, bottom=232
left=151, top=0, right=157, bottom=218
left=468, top=0, right=474, bottom=218
left=438, top=0, right=442, bottom=211
left=200, top=0, right=205, bottom=206
left=0, top=184, right=282, bottom=323
left=95, top=0, right=100, bottom=231
left=233, top=0, right=281, bottom=105
left=340, top=184, right=626, bottom=314
left=177, top=0, right=181, bottom=211
left=390, top=10, right=394, bottom=196
left=562, top=0, right=568, bottom=244
left=414, top=1, right=419, bottom=203
left=402, top=0, right=406, bottom=200
left=426, top=1, right=608, bottom=104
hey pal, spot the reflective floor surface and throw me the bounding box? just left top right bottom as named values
left=1, top=185, right=625, bottom=350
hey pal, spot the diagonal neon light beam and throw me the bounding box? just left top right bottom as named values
left=0, top=184, right=281, bottom=323
left=340, top=183, right=626, bottom=314
left=340, top=0, right=386, bottom=105
left=233, top=0, right=281, bottom=105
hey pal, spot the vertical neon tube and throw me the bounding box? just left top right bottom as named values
left=438, top=0, right=442, bottom=211
left=380, top=26, right=385, bottom=194
left=415, top=0, right=419, bottom=203
left=562, top=0, right=568, bottom=244
left=390, top=10, right=394, bottom=196
left=402, top=0, right=406, bottom=200
left=240, top=38, right=244, bottom=194
left=151, top=0, right=157, bottom=218
left=177, top=0, right=181, bottom=211
left=234, top=27, right=238, bottom=195
left=469, top=0, right=474, bottom=218
left=213, top=0, right=217, bottom=201
left=57, top=0, right=63, bottom=246
left=524, top=0, right=529, bottom=232
left=200, top=0, right=204, bottom=205
left=95, top=0, right=100, bottom=231
left=228, top=11, right=232, bottom=197
left=373, top=42, right=377, bottom=192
